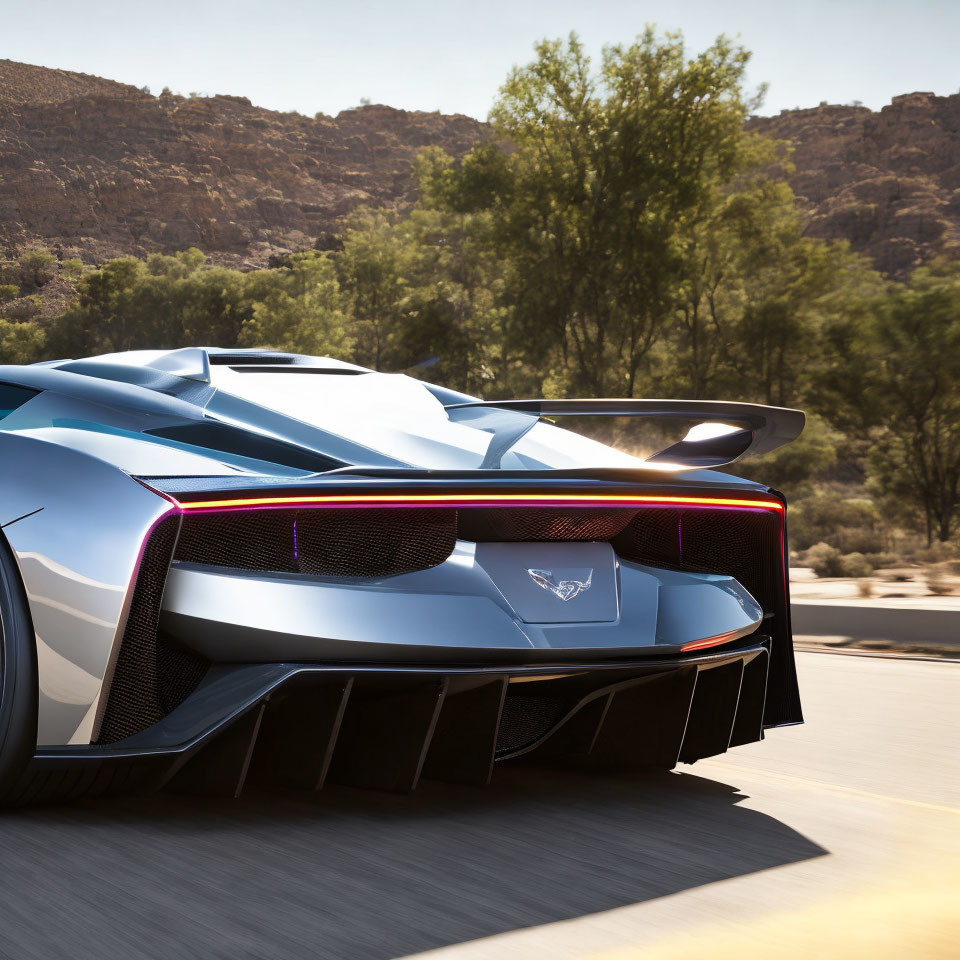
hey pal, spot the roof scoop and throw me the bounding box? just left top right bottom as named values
left=55, top=347, right=213, bottom=383
left=143, top=347, right=211, bottom=383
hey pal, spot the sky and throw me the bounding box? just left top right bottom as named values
left=1, top=0, right=958, bottom=119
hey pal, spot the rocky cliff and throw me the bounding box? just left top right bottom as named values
left=0, top=60, right=486, bottom=266
left=748, top=92, right=960, bottom=276
left=2, top=60, right=960, bottom=275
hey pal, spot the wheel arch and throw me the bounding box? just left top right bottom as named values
left=0, top=523, right=39, bottom=795
left=0, top=431, right=174, bottom=746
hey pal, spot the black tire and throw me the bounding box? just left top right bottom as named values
left=0, top=533, right=38, bottom=803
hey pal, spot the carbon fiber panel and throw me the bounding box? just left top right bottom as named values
left=175, top=508, right=457, bottom=578
left=32, top=646, right=769, bottom=801
left=458, top=508, right=636, bottom=542
left=97, top=517, right=209, bottom=745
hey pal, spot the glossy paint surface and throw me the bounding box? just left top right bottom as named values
left=0, top=432, right=172, bottom=745
left=0, top=349, right=792, bottom=747
left=161, top=545, right=762, bottom=662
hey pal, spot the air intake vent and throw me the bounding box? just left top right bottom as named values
left=175, top=508, right=458, bottom=578
left=458, top=508, right=635, bottom=542
left=97, top=516, right=209, bottom=744
left=228, top=366, right=368, bottom=375
left=208, top=354, right=300, bottom=365
left=612, top=503, right=799, bottom=726
left=496, top=688, right=578, bottom=755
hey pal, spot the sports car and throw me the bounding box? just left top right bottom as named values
left=0, top=348, right=804, bottom=803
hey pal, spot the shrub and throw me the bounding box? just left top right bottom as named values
left=926, top=565, right=957, bottom=596
left=1, top=296, right=40, bottom=321
left=59, top=259, right=84, bottom=280
left=840, top=552, right=873, bottom=578
left=913, top=541, right=960, bottom=564
left=17, top=248, right=57, bottom=290
left=0, top=318, right=45, bottom=364
left=789, top=488, right=886, bottom=553
left=805, top=542, right=845, bottom=578
left=0, top=284, right=18, bottom=303
left=805, top=542, right=873, bottom=578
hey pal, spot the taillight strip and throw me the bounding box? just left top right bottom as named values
left=680, top=630, right=744, bottom=653
left=172, top=493, right=784, bottom=512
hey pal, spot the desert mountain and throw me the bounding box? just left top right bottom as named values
left=0, top=60, right=485, bottom=267
left=2, top=59, right=959, bottom=275
left=748, top=92, right=960, bottom=276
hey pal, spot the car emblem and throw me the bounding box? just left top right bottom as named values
left=527, top=568, right=593, bottom=601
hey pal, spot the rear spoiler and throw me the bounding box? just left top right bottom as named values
left=443, top=399, right=805, bottom=469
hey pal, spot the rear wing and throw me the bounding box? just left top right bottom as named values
left=443, top=399, right=805, bottom=469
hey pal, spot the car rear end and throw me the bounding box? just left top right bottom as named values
left=64, top=473, right=799, bottom=797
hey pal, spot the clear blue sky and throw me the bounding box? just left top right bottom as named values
left=2, top=0, right=957, bottom=118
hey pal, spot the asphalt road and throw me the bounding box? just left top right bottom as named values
left=0, top=652, right=957, bottom=960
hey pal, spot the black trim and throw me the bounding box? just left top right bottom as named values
left=145, top=421, right=345, bottom=473
left=0, top=382, right=41, bottom=421
left=96, top=516, right=210, bottom=745
left=0, top=531, right=39, bottom=802
left=141, top=474, right=779, bottom=504
left=762, top=487, right=803, bottom=726
left=229, top=366, right=369, bottom=375
left=29, top=645, right=768, bottom=799
left=208, top=354, right=300, bottom=365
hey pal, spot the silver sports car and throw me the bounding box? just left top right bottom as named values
left=0, top=348, right=804, bottom=802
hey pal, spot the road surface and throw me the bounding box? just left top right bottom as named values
left=0, top=652, right=956, bottom=960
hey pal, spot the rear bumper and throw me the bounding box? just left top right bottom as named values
left=159, top=544, right=763, bottom=663
left=25, top=642, right=769, bottom=801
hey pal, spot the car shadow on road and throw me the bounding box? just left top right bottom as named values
left=0, top=765, right=827, bottom=960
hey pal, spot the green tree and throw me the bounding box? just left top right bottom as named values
left=335, top=209, right=412, bottom=371
left=47, top=249, right=254, bottom=356
left=334, top=180, right=513, bottom=394
left=818, top=260, right=960, bottom=542
left=50, top=257, right=151, bottom=355
left=17, top=248, right=58, bottom=291
left=448, top=30, right=771, bottom=397
left=0, top=319, right=45, bottom=364
left=240, top=252, right=351, bottom=357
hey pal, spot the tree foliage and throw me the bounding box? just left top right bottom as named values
left=484, top=31, right=767, bottom=397
left=240, top=252, right=350, bottom=357
left=817, top=260, right=960, bottom=542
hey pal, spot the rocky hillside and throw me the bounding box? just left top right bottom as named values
left=749, top=92, right=960, bottom=276
left=0, top=60, right=486, bottom=266
left=1, top=59, right=959, bottom=275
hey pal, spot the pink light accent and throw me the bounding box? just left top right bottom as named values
left=169, top=493, right=785, bottom=514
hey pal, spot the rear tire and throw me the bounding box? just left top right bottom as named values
left=0, top=533, right=38, bottom=803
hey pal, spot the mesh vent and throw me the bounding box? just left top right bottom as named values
left=208, top=353, right=299, bottom=365
left=671, top=509, right=780, bottom=614
left=97, top=516, right=209, bottom=744
left=612, top=503, right=799, bottom=725
left=297, top=509, right=456, bottom=577
left=612, top=508, right=780, bottom=615
left=176, top=510, right=296, bottom=572
left=156, top=634, right=210, bottom=717
left=610, top=508, right=682, bottom=567
left=175, top=508, right=457, bottom=578
left=496, top=690, right=575, bottom=754
left=458, top=508, right=636, bottom=542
